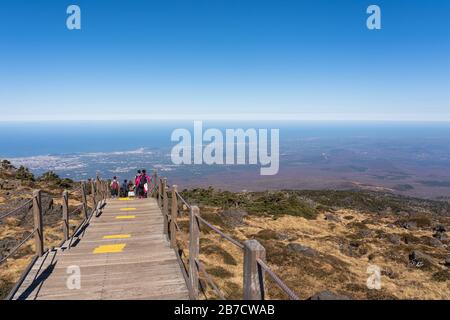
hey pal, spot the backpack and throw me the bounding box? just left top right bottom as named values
left=112, top=181, right=119, bottom=190
left=139, top=175, right=147, bottom=188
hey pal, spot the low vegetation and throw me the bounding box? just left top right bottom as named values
left=179, top=188, right=449, bottom=300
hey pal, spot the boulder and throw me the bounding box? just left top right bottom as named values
left=287, top=243, right=318, bottom=257
left=387, top=234, right=401, bottom=245
left=433, top=225, right=447, bottom=233
left=427, top=237, right=444, bottom=248
left=308, top=290, right=351, bottom=300
left=400, top=221, right=417, bottom=230
left=409, top=250, right=435, bottom=269
left=324, top=213, right=341, bottom=222
left=339, top=241, right=368, bottom=258
left=433, top=228, right=448, bottom=241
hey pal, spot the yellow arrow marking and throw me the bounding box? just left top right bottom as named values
left=93, top=244, right=126, bottom=254
left=103, top=234, right=131, bottom=239
left=120, top=208, right=136, bottom=211
left=115, top=215, right=136, bottom=219
left=119, top=197, right=130, bottom=201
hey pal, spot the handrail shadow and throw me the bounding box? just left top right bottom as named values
left=16, top=251, right=58, bottom=300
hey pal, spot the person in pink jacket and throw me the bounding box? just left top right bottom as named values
left=136, top=169, right=151, bottom=198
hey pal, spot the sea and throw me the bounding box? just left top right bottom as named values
left=2, top=120, right=450, bottom=199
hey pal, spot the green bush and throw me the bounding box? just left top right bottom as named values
left=39, top=171, right=60, bottom=182
left=15, top=166, right=35, bottom=181
left=38, top=171, right=73, bottom=188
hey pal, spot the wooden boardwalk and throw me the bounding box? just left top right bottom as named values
left=12, top=197, right=189, bottom=300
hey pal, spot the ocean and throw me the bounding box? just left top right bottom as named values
left=2, top=121, right=450, bottom=199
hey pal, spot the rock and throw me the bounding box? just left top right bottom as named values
left=357, top=229, right=375, bottom=239
left=287, top=243, right=318, bottom=257
left=409, top=250, right=435, bottom=269
left=427, top=237, right=444, bottom=248
left=275, top=232, right=292, bottom=241
left=308, top=290, right=351, bottom=300
left=339, top=241, right=368, bottom=258
left=433, top=231, right=447, bottom=241
left=402, top=234, right=420, bottom=245
left=434, top=225, right=447, bottom=233
left=382, top=267, right=399, bottom=279
left=387, top=234, right=401, bottom=245
left=324, top=213, right=341, bottom=222
left=0, top=180, right=20, bottom=190
left=445, top=256, right=450, bottom=268
left=400, top=220, right=417, bottom=230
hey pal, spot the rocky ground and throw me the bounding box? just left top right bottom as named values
left=177, top=188, right=449, bottom=300
left=0, top=160, right=89, bottom=299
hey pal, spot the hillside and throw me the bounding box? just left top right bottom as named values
left=176, top=188, right=449, bottom=299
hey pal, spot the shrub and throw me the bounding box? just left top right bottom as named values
left=15, top=166, right=35, bottom=181
left=39, top=171, right=60, bottom=182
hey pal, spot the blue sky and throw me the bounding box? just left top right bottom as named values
left=0, top=0, right=449, bottom=121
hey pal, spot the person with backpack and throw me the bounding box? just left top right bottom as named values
left=136, top=169, right=151, bottom=198
left=110, top=176, right=119, bottom=198
left=120, top=179, right=128, bottom=197
left=134, top=170, right=141, bottom=191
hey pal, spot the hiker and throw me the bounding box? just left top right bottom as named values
left=120, top=179, right=128, bottom=197
left=127, top=180, right=134, bottom=192
left=134, top=170, right=141, bottom=191
left=136, top=169, right=151, bottom=198
left=110, top=176, right=119, bottom=198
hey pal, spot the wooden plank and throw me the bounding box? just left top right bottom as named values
left=13, top=197, right=189, bottom=300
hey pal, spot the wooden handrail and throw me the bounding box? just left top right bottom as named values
left=0, top=198, right=32, bottom=220
left=152, top=171, right=298, bottom=300
left=1, top=176, right=107, bottom=268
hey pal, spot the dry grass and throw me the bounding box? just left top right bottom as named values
left=174, top=207, right=449, bottom=300
left=0, top=188, right=90, bottom=299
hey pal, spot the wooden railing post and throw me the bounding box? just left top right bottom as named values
left=100, top=180, right=104, bottom=200
left=189, top=206, right=200, bottom=299
left=95, top=176, right=101, bottom=203
left=170, top=185, right=178, bottom=248
left=32, top=190, right=44, bottom=257
left=152, top=170, right=157, bottom=198
left=62, top=190, right=69, bottom=241
left=158, top=178, right=162, bottom=208
left=91, top=180, right=97, bottom=208
left=102, top=181, right=105, bottom=200
left=243, top=240, right=266, bottom=300
left=162, top=179, right=168, bottom=236
left=81, top=182, right=89, bottom=219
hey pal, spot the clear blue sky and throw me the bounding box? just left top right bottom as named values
left=0, top=0, right=449, bottom=121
